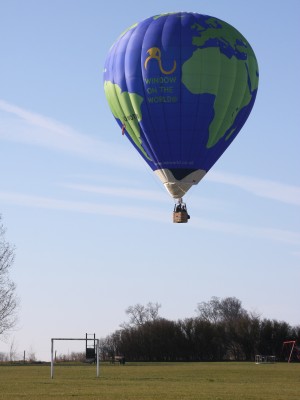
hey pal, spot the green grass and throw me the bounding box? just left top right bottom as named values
left=0, top=362, right=299, bottom=399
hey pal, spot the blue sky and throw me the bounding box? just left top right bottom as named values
left=0, top=0, right=299, bottom=361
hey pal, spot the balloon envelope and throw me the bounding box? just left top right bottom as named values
left=103, top=12, right=259, bottom=198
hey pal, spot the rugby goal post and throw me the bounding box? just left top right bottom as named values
left=50, top=337, right=100, bottom=379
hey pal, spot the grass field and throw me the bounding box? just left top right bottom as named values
left=0, top=362, right=299, bottom=399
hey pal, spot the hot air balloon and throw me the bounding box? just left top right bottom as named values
left=103, top=12, right=259, bottom=223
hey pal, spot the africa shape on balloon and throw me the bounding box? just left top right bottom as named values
left=103, top=12, right=259, bottom=223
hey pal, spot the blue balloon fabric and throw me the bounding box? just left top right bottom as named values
left=104, top=12, right=259, bottom=198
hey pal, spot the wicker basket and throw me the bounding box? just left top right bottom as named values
left=173, top=211, right=189, bottom=223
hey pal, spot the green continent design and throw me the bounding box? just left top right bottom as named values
left=191, top=18, right=252, bottom=57
left=182, top=20, right=259, bottom=148
left=104, top=81, right=151, bottom=160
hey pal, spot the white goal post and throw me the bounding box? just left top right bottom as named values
left=50, top=338, right=100, bottom=379
left=255, top=355, right=276, bottom=364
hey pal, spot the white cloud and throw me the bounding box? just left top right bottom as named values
left=63, top=182, right=225, bottom=211
left=64, top=183, right=169, bottom=203
left=207, top=171, right=300, bottom=207
left=0, top=190, right=299, bottom=246
left=1, top=99, right=299, bottom=208
left=190, top=216, right=300, bottom=246
left=0, top=191, right=165, bottom=221
left=0, top=99, right=140, bottom=168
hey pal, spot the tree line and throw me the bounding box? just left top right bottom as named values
left=100, top=299, right=300, bottom=362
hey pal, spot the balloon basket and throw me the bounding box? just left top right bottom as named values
left=173, top=199, right=190, bottom=223
left=173, top=211, right=189, bottom=223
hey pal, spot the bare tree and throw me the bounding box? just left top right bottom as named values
left=196, top=296, right=221, bottom=323
left=196, top=296, right=246, bottom=323
left=27, top=346, right=36, bottom=363
left=218, top=296, right=247, bottom=322
left=122, top=302, right=161, bottom=327
left=0, top=215, right=18, bottom=335
left=9, top=338, right=18, bottom=361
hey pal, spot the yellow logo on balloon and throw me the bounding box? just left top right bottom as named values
left=144, top=47, right=176, bottom=75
